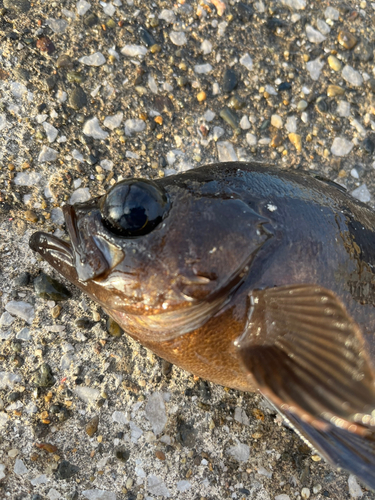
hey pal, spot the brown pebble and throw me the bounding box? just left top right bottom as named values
left=154, top=115, right=163, bottom=125
left=252, top=408, right=265, bottom=421
left=155, top=450, right=166, bottom=461
left=35, top=442, right=58, bottom=453
left=288, top=132, right=302, bottom=152
left=106, top=317, right=123, bottom=337
left=51, top=305, right=61, bottom=319
left=30, top=452, right=39, bottom=461
left=86, top=415, right=99, bottom=437
left=337, top=31, right=358, bottom=50
left=270, top=133, right=283, bottom=148
left=36, top=36, right=56, bottom=54
left=24, top=210, right=38, bottom=223
left=197, top=91, right=207, bottom=102
left=327, top=84, right=345, bottom=97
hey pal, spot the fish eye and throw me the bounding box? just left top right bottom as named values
left=100, top=179, right=169, bottom=237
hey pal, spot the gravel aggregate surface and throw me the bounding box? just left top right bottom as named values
left=1, top=0, right=375, bottom=499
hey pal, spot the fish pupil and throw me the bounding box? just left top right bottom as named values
left=100, top=179, right=168, bottom=237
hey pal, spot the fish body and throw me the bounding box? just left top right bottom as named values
left=30, top=163, right=375, bottom=488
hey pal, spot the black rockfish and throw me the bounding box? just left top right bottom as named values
left=30, top=163, right=375, bottom=488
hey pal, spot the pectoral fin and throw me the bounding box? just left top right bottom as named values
left=237, top=284, right=375, bottom=489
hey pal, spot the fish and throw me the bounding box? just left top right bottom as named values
left=29, top=162, right=375, bottom=489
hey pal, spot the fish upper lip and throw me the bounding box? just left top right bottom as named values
left=29, top=231, right=73, bottom=263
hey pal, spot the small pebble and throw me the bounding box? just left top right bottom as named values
left=288, top=133, right=302, bottom=151
left=338, top=31, right=358, bottom=50
left=79, top=52, right=106, bottom=66
left=55, top=460, right=79, bottom=480
left=106, top=318, right=123, bottom=337
left=301, top=488, right=310, bottom=499
left=33, top=273, right=71, bottom=301
left=69, top=87, right=87, bottom=109
left=328, top=55, right=342, bottom=72
left=36, top=37, right=55, bottom=54
left=327, top=84, right=344, bottom=97
left=197, top=91, right=206, bottom=102
left=86, top=416, right=99, bottom=437
left=33, top=363, right=56, bottom=388
left=219, top=107, right=239, bottom=129
left=331, top=137, right=354, bottom=156
left=271, top=114, right=283, bottom=129
left=306, top=25, right=326, bottom=44
left=222, top=68, right=238, bottom=93
left=342, top=65, right=363, bottom=87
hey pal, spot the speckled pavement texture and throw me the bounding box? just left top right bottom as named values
left=1, top=1, right=375, bottom=499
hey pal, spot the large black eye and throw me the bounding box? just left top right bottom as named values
left=100, top=179, right=169, bottom=237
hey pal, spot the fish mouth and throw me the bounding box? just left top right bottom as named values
left=29, top=230, right=81, bottom=286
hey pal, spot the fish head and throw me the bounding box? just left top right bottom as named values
left=30, top=171, right=270, bottom=338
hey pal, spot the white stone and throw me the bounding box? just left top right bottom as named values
left=306, top=57, right=325, bottom=80
left=212, top=126, right=224, bottom=141
left=14, top=459, right=28, bottom=475
left=103, top=112, right=123, bottom=130
left=145, top=392, right=167, bottom=435
left=218, top=21, right=228, bottom=36
left=38, top=146, right=58, bottom=163
left=0, top=372, right=21, bottom=389
left=42, top=122, right=58, bottom=143
left=352, top=184, right=371, bottom=203
left=265, top=84, right=277, bottom=95
left=280, top=0, right=306, bottom=8
left=240, top=53, right=253, bottom=71
left=0, top=331, right=11, bottom=340
left=212, top=82, right=220, bottom=95
left=234, top=407, right=250, bottom=425
left=79, top=52, right=106, bottom=66
left=348, top=475, right=363, bottom=498
left=203, top=109, right=216, bottom=122
left=0, top=114, right=9, bottom=131
left=51, top=208, right=64, bottom=225
left=61, top=353, right=74, bottom=370
left=30, top=474, right=48, bottom=485
left=124, top=118, right=146, bottom=136
left=226, top=440, right=250, bottom=462
left=317, top=19, right=330, bottom=35
left=102, top=2, right=116, bottom=16
left=306, top=25, right=326, bottom=43
left=177, top=480, right=191, bottom=492
left=246, top=133, right=257, bottom=146
left=16, top=328, right=31, bottom=341
left=258, top=466, right=272, bottom=478
left=217, top=141, right=238, bottom=161
left=112, top=411, right=129, bottom=425
left=11, top=82, right=27, bottom=99
left=169, top=31, right=187, bottom=46
left=325, top=6, right=339, bottom=20
left=337, top=101, right=351, bottom=117
left=331, top=137, right=354, bottom=156
left=75, top=386, right=100, bottom=404
left=0, top=312, right=15, bottom=328
left=121, top=45, right=147, bottom=57
left=130, top=421, right=143, bottom=442
left=101, top=159, right=113, bottom=171
left=342, top=65, right=363, bottom=87
left=83, top=490, right=116, bottom=500
left=5, top=301, right=34, bottom=324
left=70, top=188, right=91, bottom=204
left=46, top=18, right=68, bottom=33
left=194, top=63, right=213, bottom=74
left=72, top=149, right=84, bottom=162
left=201, top=40, right=212, bottom=55
left=83, top=117, right=109, bottom=140
left=125, top=151, right=139, bottom=159
left=286, top=116, right=297, bottom=133
left=240, top=115, right=251, bottom=130
left=351, top=118, right=366, bottom=137
left=148, top=74, right=158, bottom=94
left=48, top=489, right=61, bottom=500
left=301, top=487, right=310, bottom=499
left=158, top=9, right=176, bottom=23
left=77, top=0, right=91, bottom=15
left=0, top=412, right=7, bottom=428
left=271, top=114, right=283, bottom=128
left=0, top=464, right=5, bottom=481
left=147, top=475, right=170, bottom=497
left=275, top=495, right=291, bottom=500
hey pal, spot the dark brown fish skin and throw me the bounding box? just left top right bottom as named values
left=29, top=162, right=375, bottom=487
